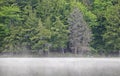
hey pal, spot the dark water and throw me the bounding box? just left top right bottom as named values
left=0, top=58, right=120, bottom=76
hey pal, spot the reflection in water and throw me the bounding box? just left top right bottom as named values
left=0, top=58, right=120, bottom=76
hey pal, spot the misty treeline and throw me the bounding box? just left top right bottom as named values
left=0, top=0, right=120, bottom=56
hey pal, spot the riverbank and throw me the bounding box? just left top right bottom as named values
left=0, top=52, right=120, bottom=58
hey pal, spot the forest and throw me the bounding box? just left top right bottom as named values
left=0, top=0, right=120, bottom=56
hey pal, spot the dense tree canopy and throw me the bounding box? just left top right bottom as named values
left=0, top=0, right=119, bottom=56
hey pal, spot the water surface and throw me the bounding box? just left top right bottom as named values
left=0, top=58, right=120, bottom=76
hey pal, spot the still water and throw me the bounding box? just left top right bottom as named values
left=0, top=58, right=120, bottom=76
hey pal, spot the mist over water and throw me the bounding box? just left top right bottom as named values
left=0, top=58, right=120, bottom=76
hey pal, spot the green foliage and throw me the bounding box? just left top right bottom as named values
left=0, top=24, right=6, bottom=51
left=51, top=17, right=69, bottom=49
left=70, top=1, right=97, bottom=27
left=0, top=0, right=119, bottom=56
left=31, top=19, right=51, bottom=50
left=4, top=26, right=23, bottom=52
left=0, top=0, right=21, bottom=52
left=103, top=1, right=120, bottom=52
left=91, top=0, right=113, bottom=53
left=90, top=0, right=120, bottom=54
left=0, top=0, right=21, bottom=25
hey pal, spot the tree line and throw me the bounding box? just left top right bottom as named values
left=0, top=0, right=120, bottom=56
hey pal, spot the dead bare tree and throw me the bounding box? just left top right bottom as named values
left=68, top=8, right=91, bottom=54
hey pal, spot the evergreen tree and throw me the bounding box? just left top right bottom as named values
left=91, top=0, right=113, bottom=54
left=103, top=0, right=120, bottom=54
left=0, top=24, right=6, bottom=52
left=51, top=17, right=69, bottom=53
left=0, top=0, right=21, bottom=53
